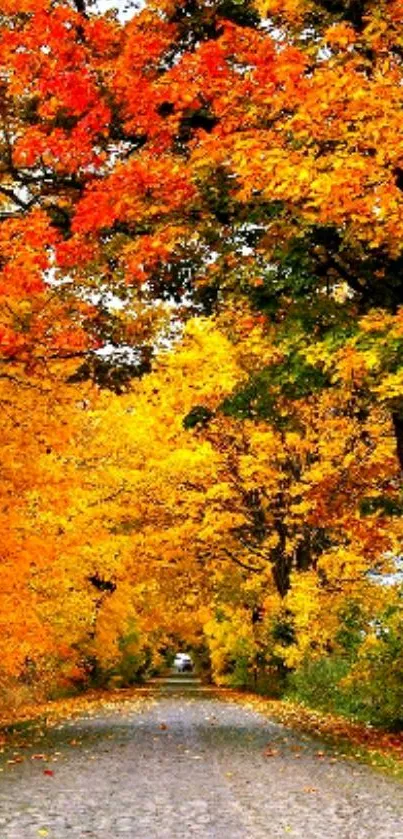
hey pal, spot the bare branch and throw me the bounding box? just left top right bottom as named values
left=0, top=185, right=36, bottom=211
left=221, top=547, right=264, bottom=573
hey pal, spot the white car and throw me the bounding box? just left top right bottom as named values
left=173, top=653, right=193, bottom=672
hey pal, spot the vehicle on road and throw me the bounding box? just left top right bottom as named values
left=173, top=653, right=193, bottom=672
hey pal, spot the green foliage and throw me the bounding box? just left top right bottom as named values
left=225, top=653, right=253, bottom=687
left=270, top=613, right=296, bottom=648
left=359, top=495, right=403, bottom=517
left=183, top=405, right=214, bottom=429
left=114, top=631, right=152, bottom=686
left=336, top=600, right=366, bottom=655
left=220, top=354, right=329, bottom=422
left=286, top=656, right=365, bottom=719
left=285, top=598, right=403, bottom=730
left=346, top=603, right=403, bottom=729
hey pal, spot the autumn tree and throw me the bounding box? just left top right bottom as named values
left=1, top=0, right=403, bottom=712
left=2, top=0, right=403, bottom=462
left=91, top=315, right=399, bottom=685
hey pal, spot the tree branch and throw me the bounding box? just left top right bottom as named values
left=221, top=546, right=264, bottom=573
left=72, top=0, right=88, bottom=16
left=0, top=185, right=36, bottom=211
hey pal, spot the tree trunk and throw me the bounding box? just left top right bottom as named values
left=392, top=411, right=403, bottom=473
left=272, top=555, right=292, bottom=598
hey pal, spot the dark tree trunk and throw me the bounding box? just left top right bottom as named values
left=272, top=556, right=292, bottom=598
left=270, top=493, right=291, bottom=598
left=392, top=411, right=403, bottom=473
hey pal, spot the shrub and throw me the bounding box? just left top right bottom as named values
left=286, top=656, right=367, bottom=720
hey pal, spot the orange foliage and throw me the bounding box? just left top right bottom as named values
left=1, top=0, right=403, bottom=712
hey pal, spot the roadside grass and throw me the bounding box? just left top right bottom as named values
left=219, top=689, right=403, bottom=778
left=0, top=685, right=154, bottom=745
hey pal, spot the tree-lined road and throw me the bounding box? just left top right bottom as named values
left=1, top=678, right=403, bottom=838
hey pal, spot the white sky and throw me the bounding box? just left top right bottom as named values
left=92, top=0, right=142, bottom=21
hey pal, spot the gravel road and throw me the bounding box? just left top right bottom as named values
left=1, top=676, right=403, bottom=838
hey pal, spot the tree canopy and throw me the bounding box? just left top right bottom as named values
left=1, top=0, right=403, bottom=723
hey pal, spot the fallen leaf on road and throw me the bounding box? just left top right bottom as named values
left=159, top=723, right=167, bottom=730
left=263, top=747, right=279, bottom=757
left=303, top=787, right=317, bottom=793
left=43, top=769, right=54, bottom=776
left=37, top=830, right=49, bottom=837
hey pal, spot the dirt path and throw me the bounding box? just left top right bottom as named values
left=1, top=677, right=403, bottom=838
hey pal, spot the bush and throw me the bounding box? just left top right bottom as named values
left=286, top=620, right=403, bottom=730
left=344, top=604, right=403, bottom=729
left=286, top=656, right=367, bottom=720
